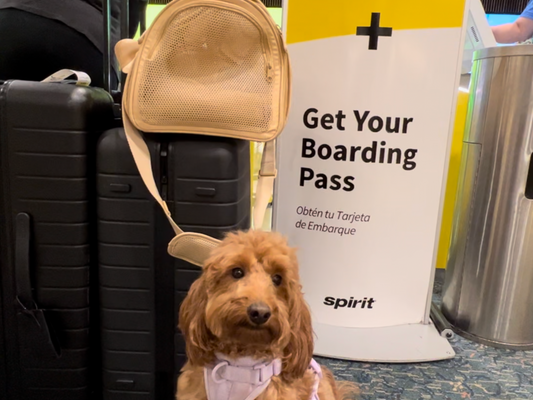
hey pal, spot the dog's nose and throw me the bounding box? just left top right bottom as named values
left=247, top=303, right=271, bottom=325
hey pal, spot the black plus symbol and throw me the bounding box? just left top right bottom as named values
left=356, top=13, right=393, bottom=50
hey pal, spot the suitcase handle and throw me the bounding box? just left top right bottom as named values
left=103, top=0, right=134, bottom=93
left=103, top=0, right=113, bottom=93
left=15, top=213, right=61, bottom=359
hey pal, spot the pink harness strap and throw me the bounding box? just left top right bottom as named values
left=308, top=359, right=323, bottom=400
left=204, top=354, right=322, bottom=400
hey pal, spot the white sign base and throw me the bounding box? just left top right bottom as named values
left=314, top=322, right=454, bottom=363
left=265, top=210, right=455, bottom=362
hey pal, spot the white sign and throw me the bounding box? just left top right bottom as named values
left=273, top=0, right=470, bottom=361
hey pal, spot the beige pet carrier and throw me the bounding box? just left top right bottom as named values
left=115, top=0, right=291, bottom=266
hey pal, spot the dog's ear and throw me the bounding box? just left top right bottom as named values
left=281, top=284, right=314, bottom=382
left=178, top=274, right=213, bottom=366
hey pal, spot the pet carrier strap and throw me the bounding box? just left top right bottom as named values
left=123, top=108, right=275, bottom=265
left=253, top=140, right=276, bottom=230
left=123, top=108, right=183, bottom=235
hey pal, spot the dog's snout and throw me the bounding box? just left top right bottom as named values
left=247, top=302, right=271, bottom=325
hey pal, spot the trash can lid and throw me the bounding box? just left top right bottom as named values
left=474, top=45, right=533, bottom=61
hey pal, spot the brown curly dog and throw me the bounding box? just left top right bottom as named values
left=177, top=230, right=357, bottom=400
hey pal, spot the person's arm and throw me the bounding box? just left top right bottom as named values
left=492, top=17, right=533, bottom=43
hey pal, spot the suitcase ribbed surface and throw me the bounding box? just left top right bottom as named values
left=97, top=129, right=250, bottom=400
left=0, top=81, right=114, bottom=400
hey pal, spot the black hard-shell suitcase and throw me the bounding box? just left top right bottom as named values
left=0, top=276, right=7, bottom=400
left=0, top=80, right=115, bottom=400
left=97, top=128, right=251, bottom=400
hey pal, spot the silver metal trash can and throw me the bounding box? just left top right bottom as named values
left=442, top=46, right=533, bottom=350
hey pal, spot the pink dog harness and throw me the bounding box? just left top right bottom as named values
left=205, top=354, right=322, bottom=400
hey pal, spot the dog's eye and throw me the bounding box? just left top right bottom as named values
left=231, top=267, right=245, bottom=279
left=272, top=274, right=283, bottom=286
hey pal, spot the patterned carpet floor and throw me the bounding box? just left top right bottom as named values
left=317, top=270, right=533, bottom=400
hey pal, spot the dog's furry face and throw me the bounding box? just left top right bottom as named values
left=179, top=230, right=313, bottom=381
